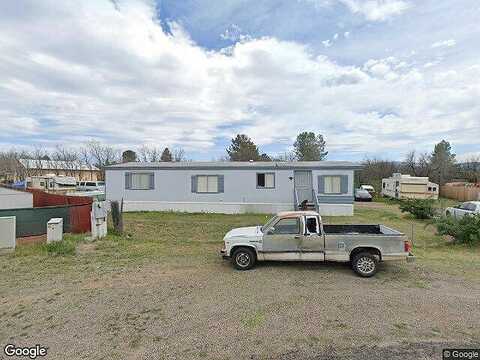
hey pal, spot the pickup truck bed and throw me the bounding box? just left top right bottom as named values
left=323, top=224, right=402, bottom=235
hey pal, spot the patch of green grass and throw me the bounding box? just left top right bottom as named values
left=242, top=309, right=266, bottom=329
left=45, top=240, right=76, bottom=256
left=2, top=204, right=480, bottom=286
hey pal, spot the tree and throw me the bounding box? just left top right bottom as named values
left=401, top=150, right=431, bottom=177
left=172, top=148, right=186, bottom=162
left=138, top=145, right=161, bottom=162
left=259, top=153, right=272, bottom=162
left=293, top=132, right=328, bottom=161
left=226, top=134, right=261, bottom=161
left=122, top=150, right=137, bottom=163
left=429, top=140, right=456, bottom=185
left=357, top=158, right=399, bottom=191
left=460, top=156, right=480, bottom=183
left=81, top=140, right=121, bottom=179
left=273, top=151, right=296, bottom=162
left=161, top=147, right=173, bottom=162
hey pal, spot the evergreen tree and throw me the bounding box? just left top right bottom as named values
left=161, top=147, right=173, bottom=162
left=122, top=150, right=137, bottom=163
left=293, top=132, right=328, bottom=161
left=226, top=134, right=261, bottom=161
left=430, top=140, right=456, bottom=185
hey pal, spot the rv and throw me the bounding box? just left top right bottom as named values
left=381, top=173, right=438, bottom=200
left=26, top=174, right=77, bottom=194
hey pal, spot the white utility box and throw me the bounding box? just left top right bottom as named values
left=0, top=216, right=16, bottom=251
left=47, top=218, right=63, bottom=243
left=91, top=201, right=107, bottom=239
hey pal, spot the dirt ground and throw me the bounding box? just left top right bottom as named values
left=1, top=207, right=479, bottom=359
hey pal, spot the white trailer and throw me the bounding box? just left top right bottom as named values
left=381, top=173, right=438, bottom=200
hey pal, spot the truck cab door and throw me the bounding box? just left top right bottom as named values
left=262, top=217, right=303, bottom=260
left=300, top=215, right=325, bottom=261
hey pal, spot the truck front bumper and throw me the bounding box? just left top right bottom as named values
left=220, top=249, right=230, bottom=260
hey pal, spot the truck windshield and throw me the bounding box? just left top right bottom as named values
left=260, top=216, right=278, bottom=233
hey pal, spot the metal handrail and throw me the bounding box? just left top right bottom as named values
left=294, top=188, right=299, bottom=210
left=312, top=188, right=319, bottom=213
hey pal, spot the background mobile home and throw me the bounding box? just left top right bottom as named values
left=381, top=173, right=439, bottom=200
left=105, top=161, right=361, bottom=216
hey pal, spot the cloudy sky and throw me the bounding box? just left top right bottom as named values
left=1, top=0, right=479, bottom=161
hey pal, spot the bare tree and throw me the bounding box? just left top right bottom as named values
left=83, top=140, right=120, bottom=178
left=357, top=158, right=399, bottom=191
left=273, top=151, right=296, bottom=162
left=172, top=148, right=186, bottom=162
left=461, top=156, right=480, bottom=183
left=138, top=145, right=162, bottom=162
left=52, top=145, right=81, bottom=177
left=0, top=149, right=28, bottom=182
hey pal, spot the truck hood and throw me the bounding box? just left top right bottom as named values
left=224, top=226, right=262, bottom=239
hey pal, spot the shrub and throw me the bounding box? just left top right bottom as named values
left=435, top=214, right=480, bottom=245
left=45, top=240, right=76, bottom=256
left=399, top=199, right=436, bottom=219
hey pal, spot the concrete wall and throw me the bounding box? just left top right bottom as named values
left=106, top=167, right=355, bottom=215
left=0, top=188, right=33, bottom=210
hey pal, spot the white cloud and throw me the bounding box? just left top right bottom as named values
left=322, top=39, right=333, bottom=47
left=338, top=0, right=411, bottom=21
left=431, top=39, right=456, bottom=48
left=0, top=0, right=478, bottom=159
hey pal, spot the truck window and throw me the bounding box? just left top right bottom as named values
left=305, top=216, right=319, bottom=234
left=271, top=218, right=300, bottom=235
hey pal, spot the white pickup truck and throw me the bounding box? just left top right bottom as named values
left=220, top=211, right=415, bottom=277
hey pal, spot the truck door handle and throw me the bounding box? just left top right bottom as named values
left=294, top=235, right=301, bottom=239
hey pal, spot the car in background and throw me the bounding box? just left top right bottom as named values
left=445, top=201, right=480, bottom=219
left=360, top=184, right=375, bottom=195
left=77, top=180, right=105, bottom=192
left=355, top=188, right=372, bottom=202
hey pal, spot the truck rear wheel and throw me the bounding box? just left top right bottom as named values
left=352, top=252, right=378, bottom=277
left=232, top=247, right=256, bottom=270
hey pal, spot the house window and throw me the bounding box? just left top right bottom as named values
left=324, top=176, right=341, bottom=194
left=257, top=173, right=275, bottom=189
left=197, top=175, right=219, bottom=193
left=126, top=173, right=154, bottom=190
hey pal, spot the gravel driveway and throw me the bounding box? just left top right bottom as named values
left=1, top=256, right=479, bottom=360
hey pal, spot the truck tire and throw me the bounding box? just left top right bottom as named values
left=352, top=252, right=378, bottom=277
left=232, top=247, right=256, bottom=270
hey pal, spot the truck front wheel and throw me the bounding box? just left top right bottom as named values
left=232, top=247, right=256, bottom=270
left=352, top=252, right=378, bottom=277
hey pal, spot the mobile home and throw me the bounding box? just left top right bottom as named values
left=105, top=161, right=362, bottom=216
left=381, top=173, right=439, bottom=200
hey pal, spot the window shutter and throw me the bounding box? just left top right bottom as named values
left=191, top=175, right=197, bottom=193
left=125, top=173, right=132, bottom=189
left=318, top=176, right=325, bottom=194
left=218, top=175, right=224, bottom=193
left=340, top=175, right=349, bottom=194
left=149, top=173, right=155, bottom=189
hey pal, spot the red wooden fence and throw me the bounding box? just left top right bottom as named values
left=26, top=189, right=93, bottom=234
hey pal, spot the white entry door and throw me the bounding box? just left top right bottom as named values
left=294, top=170, right=313, bottom=203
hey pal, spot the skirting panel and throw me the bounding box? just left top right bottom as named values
left=121, top=201, right=354, bottom=216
